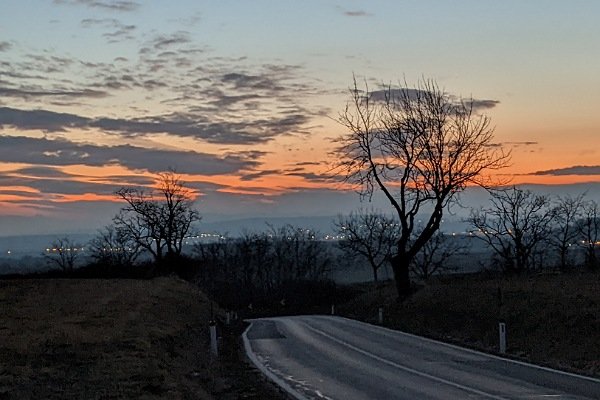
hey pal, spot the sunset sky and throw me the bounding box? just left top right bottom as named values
left=1, top=0, right=600, bottom=235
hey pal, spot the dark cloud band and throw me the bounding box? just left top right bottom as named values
left=530, top=165, right=600, bottom=176
left=368, top=88, right=500, bottom=112
left=54, top=0, right=140, bottom=12
left=0, top=107, right=307, bottom=145
left=0, top=135, right=259, bottom=175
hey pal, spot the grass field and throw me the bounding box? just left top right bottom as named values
left=0, top=277, right=285, bottom=399
left=337, top=272, right=600, bottom=378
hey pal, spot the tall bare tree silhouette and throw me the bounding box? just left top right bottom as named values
left=335, top=77, right=509, bottom=298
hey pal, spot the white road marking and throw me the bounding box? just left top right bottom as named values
left=245, top=317, right=598, bottom=399
left=303, top=322, right=509, bottom=400
left=330, top=316, right=600, bottom=385
left=242, top=327, right=309, bottom=400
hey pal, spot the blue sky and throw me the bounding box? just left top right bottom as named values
left=1, top=1, right=600, bottom=235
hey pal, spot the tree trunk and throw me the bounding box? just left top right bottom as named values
left=586, top=247, right=598, bottom=270
left=391, top=255, right=411, bottom=299
left=372, top=265, right=378, bottom=283
left=559, top=247, right=568, bottom=271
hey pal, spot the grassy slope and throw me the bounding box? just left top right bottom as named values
left=0, top=278, right=286, bottom=399
left=337, top=272, right=600, bottom=378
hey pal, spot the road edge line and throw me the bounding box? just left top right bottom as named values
left=303, top=322, right=508, bottom=400
left=242, top=322, right=309, bottom=400
left=327, top=315, right=600, bottom=385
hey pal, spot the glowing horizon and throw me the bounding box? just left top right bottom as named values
left=1, top=1, right=599, bottom=234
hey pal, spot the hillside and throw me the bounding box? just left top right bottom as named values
left=0, top=277, right=284, bottom=399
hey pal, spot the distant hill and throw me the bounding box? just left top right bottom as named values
left=0, top=233, right=95, bottom=257
left=199, top=214, right=472, bottom=236
left=200, top=215, right=338, bottom=235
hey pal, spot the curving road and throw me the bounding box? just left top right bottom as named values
left=243, top=315, right=600, bottom=400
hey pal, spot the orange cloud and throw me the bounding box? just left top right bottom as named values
left=53, top=193, right=120, bottom=203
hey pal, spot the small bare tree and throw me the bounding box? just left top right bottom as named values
left=114, top=171, right=201, bottom=263
left=268, top=224, right=331, bottom=282
left=469, top=187, right=554, bottom=273
left=335, top=77, right=509, bottom=297
left=550, top=194, right=585, bottom=270
left=44, top=237, right=82, bottom=273
left=411, top=231, right=469, bottom=280
left=193, top=226, right=331, bottom=309
left=193, top=234, right=236, bottom=303
left=88, top=225, right=141, bottom=268
left=334, top=209, right=398, bottom=282
left=579, top=199, right=600, bottom=270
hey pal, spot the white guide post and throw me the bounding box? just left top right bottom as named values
left=210, top=322, right=218, bottom=357
left=499, top=322, right=506, bottom=354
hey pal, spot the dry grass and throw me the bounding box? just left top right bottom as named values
left=338, top=272, right=600, bottom=378
left=0, top=278, right=216, bottom=399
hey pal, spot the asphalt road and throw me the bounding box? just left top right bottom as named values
left=243, top=315, right=600, bottom=400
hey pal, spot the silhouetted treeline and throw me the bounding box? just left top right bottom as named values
left=193, top=225, right=334, bottom=311
left=0, top=260, right=157, bottom=280
left=470, top=187, right=600, bottom=274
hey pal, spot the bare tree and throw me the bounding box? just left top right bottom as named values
left=268, top=224, right=331, bottom=282
left=579, top=199, right=600, bottom=270
left=550, top=194, right=585, bottom=270
left=335, top=77, right=509, bottom=297
left=241, top=231, right=273, bottom=292
left=193, top=226, right=331, bottom=308
left=114, top=171, right=201, bottom=263
left=469, top=187, right=554, bottom=273
left=44, top=237, right=82, bottom=273
left=193, top=235, right=233, bottom=285
left=231, top=231, right=268, bottom=296
left=334, top=209, right=398, bottom=282
left=411, top=231, right=469, bottom=280
left=88, top=225, right=141, bottom=268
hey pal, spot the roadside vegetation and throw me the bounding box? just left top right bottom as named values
left=336, top=271, right=600, bottom=378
